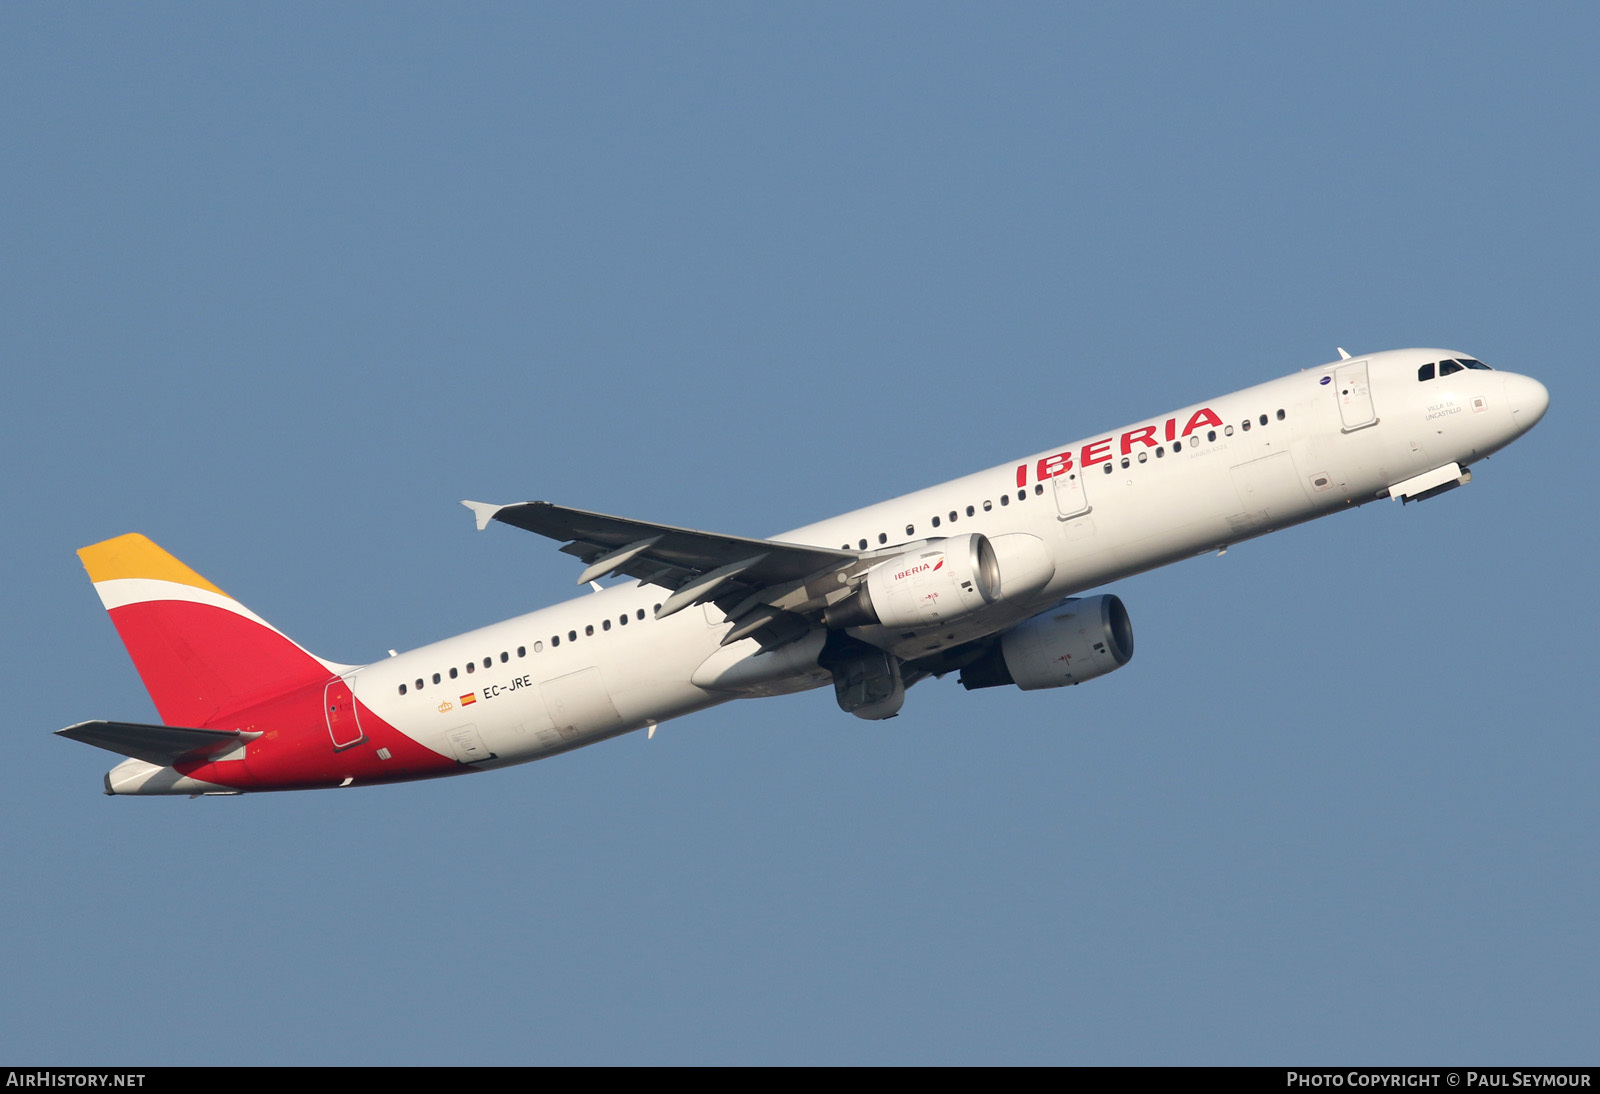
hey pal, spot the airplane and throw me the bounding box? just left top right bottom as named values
left=59, top=347, right=1549, bottom=796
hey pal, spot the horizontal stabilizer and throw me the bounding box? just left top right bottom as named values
left=56, top=720, right=260, bottom=766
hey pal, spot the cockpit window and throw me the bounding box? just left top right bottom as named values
left=1420, top=358, right=1492, bottom=381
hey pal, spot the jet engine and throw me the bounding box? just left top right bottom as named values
left=824, top=533, right=1001, bottom=630
left=958, top=595, right=1134, bottom=691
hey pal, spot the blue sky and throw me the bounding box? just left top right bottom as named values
left=2, top=4, right=1593, bottom=1064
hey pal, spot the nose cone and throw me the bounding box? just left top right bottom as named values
left=1505, top=373, right=1550, bottom=431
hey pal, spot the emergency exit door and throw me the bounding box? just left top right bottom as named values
left=324, top=677, right=366, bottom=750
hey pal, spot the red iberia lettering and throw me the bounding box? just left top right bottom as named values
left=1121, top=425, right=1159, bottom=455
left=1182, top=407, right=1222, bottom=435
left=1081, top=438, right=1113, bottom=466
left=1022, top=408, right=1223, bottom=482
left=1036, top=451, right=1073, bottom=480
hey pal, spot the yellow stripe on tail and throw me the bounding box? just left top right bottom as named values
left=78, top=533, right=228, bottom=596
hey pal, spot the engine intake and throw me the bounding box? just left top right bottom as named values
left=959, top=595, right=1134, bottom=691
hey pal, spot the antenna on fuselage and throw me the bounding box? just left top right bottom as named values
left=1336, top=347, right=1352, bottom=359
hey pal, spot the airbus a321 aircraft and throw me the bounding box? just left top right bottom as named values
left=60, top=348, right=1549, bottom=795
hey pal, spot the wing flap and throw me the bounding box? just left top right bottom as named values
left=464, top=499, right=870, bottom=644
left=482, top=501, right=851, bottom=580
left=475, top=498, right=857, bottom=585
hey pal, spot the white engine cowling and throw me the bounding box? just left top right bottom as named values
left=959, top=595, right=1134, bottom=691
left=825, top=533, right=1000, bottom=630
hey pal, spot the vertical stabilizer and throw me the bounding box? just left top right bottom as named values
left=78, top=534, right=345, bottom=727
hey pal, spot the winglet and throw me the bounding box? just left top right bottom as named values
left=461, top=500, right=504, bottom=532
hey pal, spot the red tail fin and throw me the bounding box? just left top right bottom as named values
left=78, top=534, right=342, bottom=727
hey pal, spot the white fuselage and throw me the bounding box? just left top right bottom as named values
left=350, top=349, right=1547, bottom=771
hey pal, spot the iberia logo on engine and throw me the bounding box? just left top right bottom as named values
left=895, top=556, right=944, bottom=582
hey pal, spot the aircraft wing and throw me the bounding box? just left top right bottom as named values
left=56, top=720, right=259, bottom=766
left=463, top=500, right=869, bottom=646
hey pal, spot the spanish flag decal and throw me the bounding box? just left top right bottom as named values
left=460, top=693, right=477, bottom=706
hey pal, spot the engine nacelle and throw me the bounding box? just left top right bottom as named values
left=959, top=595, right=1134, bottom=691
left=825, top=533, right=1000, bottom=630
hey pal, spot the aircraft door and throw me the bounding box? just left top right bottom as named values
left=1335, top=360, right=1378, bottom=432
left=1052, top=469, right=1091, bottom=520
left=324, top=676, right=366, bottom=750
